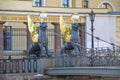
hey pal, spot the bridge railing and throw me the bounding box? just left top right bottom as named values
left=0, top=58, right=41, bottom=74
left=55, top=47, right=120, bottom=67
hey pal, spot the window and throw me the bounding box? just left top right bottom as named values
left=100, top=3, right=109, bottom=9
left=12, top=28, right=27, bottom=50
left=33, top=0, right=45, bottom=7
left=3, top=26, right=27, bottom=50
left=83, top=0, right=89, bottom=8
left=61, top=0, right=72, bottom=8
left=100, top=3, right=113, bottom=12
left=47, top=29, right=55, bottom=51
left=3, top=26, right=12, bottom=50
left=63, top=0, right=69, bottom=7
left=84, top=0, right=89, bottom=8
left=103, top=3, right=108, bottom=9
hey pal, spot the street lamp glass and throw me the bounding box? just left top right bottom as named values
left=72, top=14, right=79, bottom=20
left=40, top=13, right=47, bottom=19
left=89, top=10, right=95, bottom=22
left=4, top=21, right=9, bottom=26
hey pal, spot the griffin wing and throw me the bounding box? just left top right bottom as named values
left=59, top=16, right=71, bottom=43
left=27, top=15, right=38, bottom=43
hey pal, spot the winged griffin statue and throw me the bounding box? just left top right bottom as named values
left=27, top=15, right=51, bottom=57
left=59, top=16, right=81, bottom=55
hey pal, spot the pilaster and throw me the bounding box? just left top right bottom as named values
left=52, top=23, right=61, bottom=54
left=79, top=23, right=85, bottom=49
left=0, top=21, right=5, bottom=58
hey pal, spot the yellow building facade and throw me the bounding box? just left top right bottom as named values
left=0, top=0, right=120, bottom=58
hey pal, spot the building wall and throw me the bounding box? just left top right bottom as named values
left=46, top=0, right=61, bottom=7
left=89, top=0, right=120, bottom=46
left=0, top=0, right=83, bottom=9
left=8, top=22, right=27, bottom=50
left=86, top=15, right=116, bottom=48
left=76, top=0, right=82, bottom=8
left=116, top=17, right=120, bottom=46
left=89, top=0, right=102, bottom=8
left=0, top=0, right=120, bottom=48
left=0, top=0, right=33, bottom=10
left=44, top=0, right=82, bottom=8
left=110, top=0, right=120, bottom=11
left=0, top=0, right=119, bottom=11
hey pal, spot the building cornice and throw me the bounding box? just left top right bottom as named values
left=0, top=7, right=108, bottom=14
left=0, top=8, right=108, bottom=22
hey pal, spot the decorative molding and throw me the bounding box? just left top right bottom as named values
left=0, top=14, right=81, bottom=23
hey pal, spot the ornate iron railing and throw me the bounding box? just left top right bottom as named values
left=55, top=47, right=120, bottom=67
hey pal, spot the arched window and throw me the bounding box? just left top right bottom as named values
left=100, top=3, right=113, bottom=12
left=98, top=1, right=115, bottom=12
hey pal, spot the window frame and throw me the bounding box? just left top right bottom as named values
left=32, top=0, right=45, bottom=7
left=61, top=0, right=72, bottom=8
left=3, top=26, right=12, bottom=50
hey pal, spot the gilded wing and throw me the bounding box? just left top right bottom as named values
left=27, top=15, right=38, bottom=43
left=59, top=16, right=70, bottom=43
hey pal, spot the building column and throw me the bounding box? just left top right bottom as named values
left=23, top=22, right=32, bottom=51
left=0, top=21, right=5, bottom=58
left=79, top=23, right=85, bottom=49
left=52, top=23, right=61, bottom=54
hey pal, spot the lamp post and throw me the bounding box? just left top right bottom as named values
left=89, top=10, right=95, bottom=49
left=89, top=10, right=95, bottom=66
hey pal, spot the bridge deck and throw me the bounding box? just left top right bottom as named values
left=46, top=67, right=120, bottom=77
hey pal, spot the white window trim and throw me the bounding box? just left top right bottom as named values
left=32, top=0, right=36, bottom=6
left=42, top=0, right=46, bottom=6
left=61, top=0, right=63, bottom=7
left=69, top=0, right=72, bottom=7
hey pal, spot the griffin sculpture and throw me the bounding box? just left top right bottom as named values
left=27, top=15, right=51, bottom=57
left=60, top=16, right=81, bottom=55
